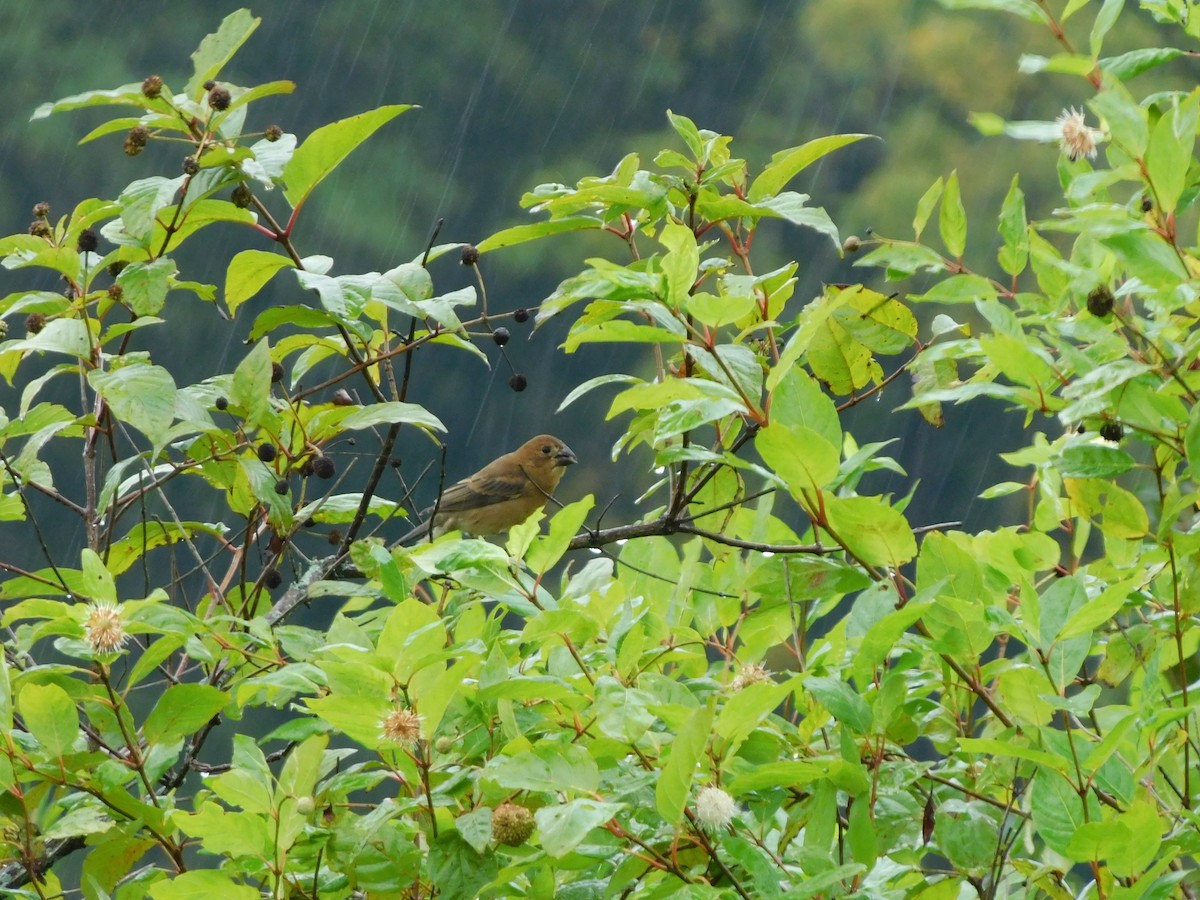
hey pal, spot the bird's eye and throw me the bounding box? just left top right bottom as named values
left=541, top=445, right=552, bottom=455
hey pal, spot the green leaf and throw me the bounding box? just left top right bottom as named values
left=1186, top=403, right=1200, bottom=470
left=939, top=170, right=967, bottom=258
left=958, top=737, right=1071, bottom=774
left=1030, top=769, right=1100, bottom=856
left=187, top=9, right=262, bottom=97
left=1100, top=229, right=1188, bottom=288
left=114, top=176, right=184, bottom=246
left=535, top=800, right=624, bottom=858
left=912, top=177, right=943, bottom=241
left=4, top=317, right=96, bottom=360
left=767, top=367, right=842, bottom=448
left=666, top=109, right=704, bottom=158
left=558, top=373, right=641, bottom=411
left=118, top=258, right=175, bottom=316
left=824, top=495, right=917, bottom=566
left=997, top=175, right=1028, bottom=276
left=19, top=682, right=80, bottom=758
left=527, top=496, right=595, bottom=574
left=854, top=243, right=948, bottom=279
left=804, top=676, right=872, bottom=733
left=594, top=677, right=656, bottom=742
left=748, top=134, right=875, bottom=202
left=143, top=684, right=228, bottom=745
left=935, top=801, right=1000, bottom=871
left=31, top=84, right=148, bottom=121
left=935, top=0, right=1051, bottom=24
left=1100, top=47, right=1185, bottom=81
left=831, top=287, right=917, bottom=354
left=1145, top=90, right=1198, bottom=215
left=225, top=250, right=294, bottom=316
left=1089, top=0, right=1125, bottom=57
left=173, top=800, right=269, bottom=858
left=149, top=870, right=259, bottom=900
left=1090, top=81, right=1148, bottom=156
left=455, top=807, right=494, bottom=855
left=477, top=217, right=599, bottom=252
left=756, top=423, right=840, bottom=493
left=338, top=402, right=445, bottom=433
left=728, top=760, right=845, bottom=794
left=80, top=548, right=117, bottom=605
left=1060, top=577, right=1138, bottom=640
left=488, top=743, right=600, bottom=793
left=1036, top=574, right=1088, bottom=652
left=283, top=105, right=413, bottom=209
left=656, top=701, right=714, bottom=824
left=230, top=339, right=272, bottom=429
left=88, top=363, right=177, bottom=447
left=714, top=679, right=796, bottom=749
left=1061, top=0, right=1091, bottom=22
left=0, top=655, right=11, bottom=734
left=755, top=192, right=842, bottom=248
left=1058, top=442, right=1135, bottom=478
left=847, top=795, right=877, bottom=866
left=686, top=290, right=757, bottom=327
left=659, top=222, right=699, bottom=307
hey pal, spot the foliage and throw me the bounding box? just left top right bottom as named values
left=0, top=4, right=1198, bottom=899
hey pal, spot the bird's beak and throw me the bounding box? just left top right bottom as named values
left=556, top=444, right=578, bottom=466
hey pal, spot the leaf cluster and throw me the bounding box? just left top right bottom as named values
left=0, top=4, right=1199, bottom=899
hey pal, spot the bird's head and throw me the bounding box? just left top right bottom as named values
left=523, top=435, right=577, bottom=469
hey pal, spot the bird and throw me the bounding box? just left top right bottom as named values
left=397, top=434, right=577, bottom=544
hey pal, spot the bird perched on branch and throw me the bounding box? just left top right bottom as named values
left=397, top=434, right=577, bottom=544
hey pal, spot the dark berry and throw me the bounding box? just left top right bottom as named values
left=215, top=396, right=228, bottom=411
left=264, top=570, right=282, bottom=589
left=203, top=79, right=216, bottom=91
left=390, top=457, right=402, bottom=468
left=312, top=456, right=336, bottom=480
left=25, top=313, right=46, bottom=335
left=303, top=517, right=316, bottom=527
left=265, top=125, right=283, bottom=142
left=142, top=75, right=163, bottom=98
left=124, top=126, right=150, bottom=156
left=231, top=183, right=252, bottom=208
left=32, top=202, right=49, bottom=219
left=271, top=362, right=285, bottom=384
left=208, top=86, right=231, bottom=112
left=273, top=478, right=289, bottom=495
left=28, top=221, right=51, bottom=238
left=257, top=443, right=277, bottom=463
left=1086, top=286, right=1114, bottom=317
left=513, top=308, right=529, bottom=324
left=1141, top=196, right=1153, bottom=213
left=460, top=244, right=480, bottom=266
left=182, top=156, right=200, bottom=176
left=508, top=373, right=527, bottom=392
left=300, top=459, right=315, bottom=478
left=106, top=284, right=123, bottom=302
left=492, top=327, right=510, bottom=346
left=77, top=229, right=98, bottom=253
left=1099, top=421, right=1123, bottom=442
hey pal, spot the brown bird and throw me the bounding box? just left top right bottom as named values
left=397, top=434, right=577, bottom=544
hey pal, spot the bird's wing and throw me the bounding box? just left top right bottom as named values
left=435, top=472, right=530, bottom=513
